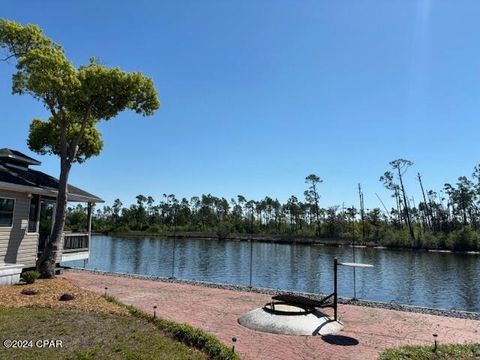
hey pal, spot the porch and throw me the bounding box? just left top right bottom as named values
left=61, top=233, right=90, bottom=262
left=36, top=199, right=95, bottom=264
left=0, top=148, right=103, bottom=274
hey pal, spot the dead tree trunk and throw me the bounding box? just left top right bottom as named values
left=397, top=167, right=416, bottom=244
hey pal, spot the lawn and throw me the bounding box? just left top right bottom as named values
left=380, top=343, right=480, bottom=360
left=0, top=278, right=235, bottom=359
left=0, top=308, right=207, bottom=360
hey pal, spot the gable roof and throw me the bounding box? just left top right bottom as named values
left=0, top=149, right=103, bottom=203
left=0, top=148, right=42, bottom=166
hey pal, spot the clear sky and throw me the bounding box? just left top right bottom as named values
left=1, top=1, right=480, bottom=211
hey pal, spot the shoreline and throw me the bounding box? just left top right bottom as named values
left=92, top=232, right=480, bottom=255
left=63, top=267, right=480, bottom=321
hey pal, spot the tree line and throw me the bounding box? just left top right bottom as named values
left=66, top=159, right=480, bottom=251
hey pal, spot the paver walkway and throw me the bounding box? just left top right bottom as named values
left=62, top=271, right=480, bottom=360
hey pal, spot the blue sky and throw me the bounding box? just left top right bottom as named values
left=1, top=1, right=480, bottom=210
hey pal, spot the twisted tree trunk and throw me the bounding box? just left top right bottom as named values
left=37, top=158, right=71, bottom=278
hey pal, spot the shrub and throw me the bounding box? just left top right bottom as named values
left=21, top=270, right=40, bottom=284
left=446, top=227, right=479, bottom=251
left=113, top=225, right=131, bottom=234
left=381, top=228, right=413, bottom=248
left=417, top=231, right=440, bottom=249
left=216, top=227, right=231, bottom=240
left=146, top=224, right=162, bottom=233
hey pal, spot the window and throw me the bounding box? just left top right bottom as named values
left=28, top=195, right=40, bottom=233
left=0, top=198, right=15, bottom=227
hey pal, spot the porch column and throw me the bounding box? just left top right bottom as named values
left=87, top=202, right=94, bottom=238
left=83, top=202, right=94, bottom=268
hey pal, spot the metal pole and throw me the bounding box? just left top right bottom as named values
left=353, top=257, right=356, bottom=299
left=334, top=258, right=338, bottom=321
left=171, top=237, right=176, bottom=278
left=249, top=239, right=253, bottom=288
left=356, top=183, right=365, bottom=300
left=171, top=208, right=177, bottom=279
left=352, top=237, right=356, bottom=300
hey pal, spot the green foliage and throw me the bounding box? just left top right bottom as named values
left=103, top=295, right=239, bottom=360
left=380, top=343, right=480, bottom=360
left=146, top=224, right=161, bottom=233
left=0, top=19, right=159, bottom=163
left=446, top=227, right=480, bottom=251
left=65, top=204, right=88, bottom=232
left=381, top=228, right=414, bottom=248
left=112, top=225, right=131, bottom=234
left=1, top=18, right=160, bottom=277
left=65, top=160, right=480, bottom=252
left=21, top=270, right=40, bottom=284
left=28, top=118, right=104, bottom=163
left=417, top=230, right=440, bottom=249
left=76, top=191, right=480, bottom=251
left=216, top=225, right=232, bottom=240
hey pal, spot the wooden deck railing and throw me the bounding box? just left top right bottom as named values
left=63, top=233, right=89, bottom=253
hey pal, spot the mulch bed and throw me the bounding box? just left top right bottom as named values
left=0, top=278, right=128, bottom=316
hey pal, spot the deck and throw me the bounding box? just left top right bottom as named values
left=61, top=233, right=89, bottom=262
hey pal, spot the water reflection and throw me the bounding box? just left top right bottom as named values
left=64, top=235, right=480, bottom=312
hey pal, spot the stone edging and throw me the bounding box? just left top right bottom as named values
left=63, top=267, right=480, bottom=321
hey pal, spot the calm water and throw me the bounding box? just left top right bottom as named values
left=64, top=235, right=480, bottom=312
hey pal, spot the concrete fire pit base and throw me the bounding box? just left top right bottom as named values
left=238, top=306, right=344, bottom=336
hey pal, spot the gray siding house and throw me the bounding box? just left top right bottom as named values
left=0, top=148, right=103, bottom=285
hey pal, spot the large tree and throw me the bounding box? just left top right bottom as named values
left=0, top=20, right=159, bottom=277
left=304, top=174, right=322, bottom=236
left=380, top=159, right=415, bottom=244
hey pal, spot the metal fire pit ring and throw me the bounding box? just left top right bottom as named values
left=263, top=301, right=315, bottom=316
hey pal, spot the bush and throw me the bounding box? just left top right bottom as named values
left=381, top=228, right=413, bottom=248
left=417, top=231, right=440, bottom=249
left=113, top=225, right=131, bottom=234
left=21, top=270, right=40, bottom=284
left=216, top=227, right=231, bottom=240
left=447, top=227, right=480, bottom=251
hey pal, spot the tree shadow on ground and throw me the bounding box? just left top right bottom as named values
left=321, top=335, right=359, bottom=346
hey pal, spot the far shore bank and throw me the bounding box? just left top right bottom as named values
left=91, top=231, right=480, bottom=254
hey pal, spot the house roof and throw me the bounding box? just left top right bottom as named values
left=0, top=148, right=42, bottom=166
left=0, top=149, right=103, bottom=203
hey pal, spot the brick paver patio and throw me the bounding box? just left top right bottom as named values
left=61, top=271, right=480, bottom=360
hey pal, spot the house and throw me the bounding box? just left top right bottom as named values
left=0, top=148, right=103, bottom=285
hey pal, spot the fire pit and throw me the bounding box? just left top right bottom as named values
left=263, top=294, right=332, bottom=315
left=238, top=258, right=373, bottom=336
left=238, top=292, right=342, bottom=336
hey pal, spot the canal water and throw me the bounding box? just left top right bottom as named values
left=64, top=235, right=480, bottom=312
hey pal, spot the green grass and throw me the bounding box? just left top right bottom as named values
left=380, top=343, right=480, bottom=360
left=0, top=308, right=208, bottom=360
left=103, top=295, right=239, bottom=360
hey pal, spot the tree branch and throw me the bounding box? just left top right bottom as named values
left=59, top=112, right=68, bottom=161
left=45, top=94, right=58, bottom=118
left=0, top=53, right=16, bottom=62
left=67, top=103, right=93, bottom=162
